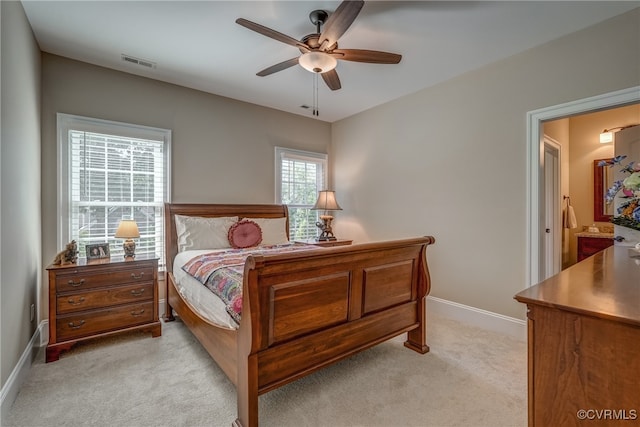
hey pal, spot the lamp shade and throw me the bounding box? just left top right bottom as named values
left=298, top=52, right=338, bottom=74
left=115, top=219, right=140, bottom=239
left=312, top=190, right=342, bottom=211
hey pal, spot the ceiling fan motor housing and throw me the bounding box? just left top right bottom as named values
left=300, top=34, right=337, bottom=52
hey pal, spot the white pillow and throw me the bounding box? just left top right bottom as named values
left=175, top=215, right=239, bottom=252
left=250, top=217, right=289, bottom=246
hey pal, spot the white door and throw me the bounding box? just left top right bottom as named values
left=542, top=137, right=561, bottom=279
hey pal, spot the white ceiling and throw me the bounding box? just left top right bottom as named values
left=21, top=1, right=638, bottom=122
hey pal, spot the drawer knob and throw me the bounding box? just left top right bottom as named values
left=130, top=309, right=146, bottom=317
left=67, top=297, right=86, bottom=306
left=68, top=320, right=85, bottom=329
left=130, top=289, right=145, bottom=296
left=131, top=272, right=145, bottom=280
left=68, top=279, right=85, bottom=287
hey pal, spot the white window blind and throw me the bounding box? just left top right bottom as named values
left=58, top=114, right=171, bottom=266
left=275, top=147, right=327, bottom=240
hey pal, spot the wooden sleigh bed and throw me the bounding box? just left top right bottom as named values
left=164, top=203, right=435, bottom=426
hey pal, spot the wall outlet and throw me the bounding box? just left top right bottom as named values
left=30, top=303, right=35, bottom=322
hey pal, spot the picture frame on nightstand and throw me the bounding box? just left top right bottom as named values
left=86, top=242, right=110, bottom=260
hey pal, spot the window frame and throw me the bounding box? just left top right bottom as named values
left=57, top=113, right=172, bottom=264
left=275, top=147, right=328, bottom=240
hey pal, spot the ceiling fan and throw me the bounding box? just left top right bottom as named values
left=236, top=0, right=401, bottom=91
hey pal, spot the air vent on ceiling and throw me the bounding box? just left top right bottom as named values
left=121, top=54, right=156, bottom=69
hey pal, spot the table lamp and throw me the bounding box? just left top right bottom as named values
left=115, top=219, right=140, bottom=258
left=312, top=190, right=342, bottom=241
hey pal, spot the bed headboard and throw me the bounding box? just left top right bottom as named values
left=163, top=203, right=289, bottom=273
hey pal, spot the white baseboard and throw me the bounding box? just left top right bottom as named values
left=1, top=299, right=167, bottom=424
left=427, top=296, right=527, bottom=341
left=0, top=321, right=45, bottom=425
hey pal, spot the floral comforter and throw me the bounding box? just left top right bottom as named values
left=181, top=243, right=317, bottom=324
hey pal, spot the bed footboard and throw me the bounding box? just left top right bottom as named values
left=234, top=236, right=435, bottom=427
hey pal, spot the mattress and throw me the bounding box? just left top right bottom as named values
left=173, top=249, right=239, bottom=329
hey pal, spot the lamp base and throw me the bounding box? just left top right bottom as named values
left=315, top=215, right=337, bottom=241
left=123, top=239, right=136, bottom=259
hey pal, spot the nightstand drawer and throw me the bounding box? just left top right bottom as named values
left=56, top=301, right=154, bottom=341
left=55, top=266, right=155, bottom=293
left=56, top=282, right=154, bottom=314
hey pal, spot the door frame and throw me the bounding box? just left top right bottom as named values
left=526, top=86, right=640, bottom=287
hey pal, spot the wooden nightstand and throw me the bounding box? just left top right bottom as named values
left=46, top=255, right=161, bottom=362
left=297, top=238, right=353, bottom=247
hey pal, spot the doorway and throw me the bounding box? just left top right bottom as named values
left=526, top=86, right=640, bottom=287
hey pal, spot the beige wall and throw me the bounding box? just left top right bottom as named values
left=331, top=9, right=640, bottom=319
left=0, top=0, right=41, bottom=396
left=40, top=54, right=332, bottom=317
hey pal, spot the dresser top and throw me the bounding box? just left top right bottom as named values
left=47, top=254, right=158, bottom=271
left=515, top=246, right=640, bottom=326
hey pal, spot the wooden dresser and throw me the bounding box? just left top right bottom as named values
left=515, top=247, right=640, bottom=426
left=46, top=255, right=161, bottom=362
left=576, top=232, right=613, bottom=262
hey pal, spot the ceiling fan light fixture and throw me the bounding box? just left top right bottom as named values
left=299, top=51, right=337, bottom=73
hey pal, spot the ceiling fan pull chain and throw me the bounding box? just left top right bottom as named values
left=313, top=73, right=319, bottom=116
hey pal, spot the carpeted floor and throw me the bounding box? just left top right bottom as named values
left=6, top=314, right=527, bottom=427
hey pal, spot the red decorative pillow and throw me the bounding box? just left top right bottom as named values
left=228, top=220, right=263, bottom=248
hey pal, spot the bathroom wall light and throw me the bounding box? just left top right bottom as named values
left=599, top=125, right=637, bottom=143
left=600, top=130, right=614, bottom=143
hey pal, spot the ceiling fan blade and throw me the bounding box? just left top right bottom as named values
left=319, top=1, right=364, bottom=50
left=321, top=69, right=341, bottom=91
left=236, top=18, right=309, bottom=52
left=256, top=57, right=300, bottom=77
left=331, top=49, right=401, bottom=64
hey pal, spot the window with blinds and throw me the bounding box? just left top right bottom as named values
left=275, top=147, right=327, bottom=240
left=58, top=114, right=171, bottom=266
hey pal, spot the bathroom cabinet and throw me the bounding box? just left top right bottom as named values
left=576, top=235, right=613, bottom=262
